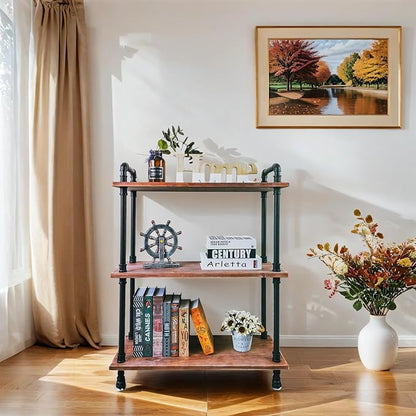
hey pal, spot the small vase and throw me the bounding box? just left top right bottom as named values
left=358, top=315, right=398, bottom=371
left=231, top=331, right=253, bottom=352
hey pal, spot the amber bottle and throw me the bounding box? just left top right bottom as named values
left=148, top=149, right=165, bottom=182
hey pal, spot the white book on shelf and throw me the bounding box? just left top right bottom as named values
left=206, top=235, right=256, bottom=249
left=200, top=252, right=262, bottom=270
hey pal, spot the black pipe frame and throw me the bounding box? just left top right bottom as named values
left=118, top=163, right=136, bottom=362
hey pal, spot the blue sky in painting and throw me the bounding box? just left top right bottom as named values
left=311, top=39, right=374, bottom=74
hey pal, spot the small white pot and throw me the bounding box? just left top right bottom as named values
left=231, top=332, right=253, bottom=352
left=358, top=315, right=398, bottom=371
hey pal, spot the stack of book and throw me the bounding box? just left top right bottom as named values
left=132, top=287, right=214, bottom=358
left=200, top=235, right=262, bottom=270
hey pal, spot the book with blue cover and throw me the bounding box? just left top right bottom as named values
left=162, top=294, right=173, bottom=357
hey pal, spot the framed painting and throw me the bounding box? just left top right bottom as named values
left=255, top=26, right=401, bottom=128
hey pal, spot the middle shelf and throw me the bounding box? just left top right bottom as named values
left=111, top=261, right=289, bottom=279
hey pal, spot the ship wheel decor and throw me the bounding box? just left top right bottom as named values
left=139, top=220, right=182, bottom=269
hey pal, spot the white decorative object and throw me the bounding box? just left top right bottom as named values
left=231, top=331, right=253, bottom=352
left=358, top=315, right=398, bottom=370
left=175, top=152, right=204, bottom=182
left=174, top=151, right=259, bottom=183
left=174, top=151, right=186, bottom=182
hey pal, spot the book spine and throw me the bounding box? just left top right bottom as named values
left=206, top=236, right=256, bottom=249
left=153, top=296, right=163, bottom=357
left=170, top=301, right=180, bottom=357
left=179, top=305, right=189, bottom=357
left=206, top=248, right=256, bottom=259
left=190, top=307, right=214, bottom=355
left=162, top=300, right=171, bottom=357
left=132, top=294, right=144, bottom=358
left=200, top=254, right=262, bottom=270
left=143, top=295, right=153, bottom=357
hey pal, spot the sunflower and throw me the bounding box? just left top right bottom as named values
left=221, top=317, right=236, bottom=332
left=236, top=325, right=248, bottom=335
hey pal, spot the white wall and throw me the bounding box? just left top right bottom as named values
left=85, top=0, right=416, bottom=346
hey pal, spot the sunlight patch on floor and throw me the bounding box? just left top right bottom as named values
left=39, top=355, right=207, bottom=414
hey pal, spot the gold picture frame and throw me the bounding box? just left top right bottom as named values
left=255, top=26, right=402, bottom=128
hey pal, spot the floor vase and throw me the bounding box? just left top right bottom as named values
left=358, top=315, right=398, bottom=370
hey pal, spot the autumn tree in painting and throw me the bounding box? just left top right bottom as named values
left=269, top=39, right=321, bottom=91
left=314, top=60, right=331, bottom=85
left=353, top=40, right=388, bottom=88
left=298, top=60, right=331, bottom=88
left=337, top=52, right=360, bottom=86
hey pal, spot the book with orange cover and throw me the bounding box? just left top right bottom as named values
left=190, top=298, right=214, bottom=355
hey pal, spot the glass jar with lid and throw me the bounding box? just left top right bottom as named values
left=148, top=149, right=165, bottom=182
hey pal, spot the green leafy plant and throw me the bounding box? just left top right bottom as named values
left=157, top=125, right=202, bottom=163
left=307, top=209, right=416, bottom=315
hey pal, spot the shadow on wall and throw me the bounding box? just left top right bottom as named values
left=202, top=138, right=257, bottom=165
left=280, top=168, right=416, bottom=337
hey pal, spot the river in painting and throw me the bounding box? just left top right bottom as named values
left=269, top=87, right=388, bottom=116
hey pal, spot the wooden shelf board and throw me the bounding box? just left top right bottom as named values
left=113, top=181, right=289, bottom=192
left=109, top=335, right=288, bottom=371
left=111, top=261, right=288, bottom=279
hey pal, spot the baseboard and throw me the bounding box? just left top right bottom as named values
left=100, top=334, right=119, bottom=347
left=280, top=335, right=416, bottom=348
left=1, top=336, right=36, bottom=362
left=100, top=334, right=416, bottom=348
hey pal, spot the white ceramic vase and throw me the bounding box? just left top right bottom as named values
left=231, top=332, right=253, bottom=352
left=358, top=315, right=398, bottom=371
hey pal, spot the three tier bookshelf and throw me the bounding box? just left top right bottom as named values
left=110, top=163, right=289, bottom=391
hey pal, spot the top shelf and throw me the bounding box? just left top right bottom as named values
left=112, top=182, right=290, bottom=192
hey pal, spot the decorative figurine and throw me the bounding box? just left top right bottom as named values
left=139, top=220, right=182, bottom=268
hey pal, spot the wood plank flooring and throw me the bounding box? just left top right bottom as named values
left=0, top=345, right=414, bottom=415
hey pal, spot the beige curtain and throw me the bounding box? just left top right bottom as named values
left=30, top=0, right=100, bottom=348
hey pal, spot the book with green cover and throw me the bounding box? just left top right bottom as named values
left=143, top=287, right=156, bottom=357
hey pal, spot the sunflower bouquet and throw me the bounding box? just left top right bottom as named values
left=220, top=310, right=265, bottom=336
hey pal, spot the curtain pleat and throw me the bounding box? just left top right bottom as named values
left=31, top=0, right=100, bottom=348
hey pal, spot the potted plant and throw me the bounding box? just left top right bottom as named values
left=157, top=125, right=202, bottom=161
left=156, top=125, right=203, bottom=182
left=307, top=209, right=416, bottom=370
left=220, top=310, right=265, bottom=352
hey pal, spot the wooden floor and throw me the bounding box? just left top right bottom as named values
left=0, top=345, right=414, bottom=416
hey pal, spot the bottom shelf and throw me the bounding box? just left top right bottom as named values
left=110, top=335, right=289, bottom=371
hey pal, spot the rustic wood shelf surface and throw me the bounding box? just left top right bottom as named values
left=113, top=181, right=289, bottom=192
left=110, top=336, right=288, bottom=371
left=111, top=261, right=288, bottom=279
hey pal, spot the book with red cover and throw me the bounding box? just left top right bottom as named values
left=190, top=298, right=214, bottom=355
left=152, top=287, right=166, bottom=357
left=170, top=293, right=181, bottom=357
